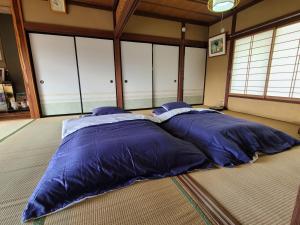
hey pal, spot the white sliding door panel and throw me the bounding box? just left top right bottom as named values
left=75, top=37, right=116, bottom=113
left=183, top=47, right=207, bottom=104
left=29, top=33, right=81, bottom=116
left=121, top=41, right=152, bottom=109
left=153, top=44, right=179, bottom=107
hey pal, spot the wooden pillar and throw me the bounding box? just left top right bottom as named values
left=113, top=37, right=124, bottom=108
left=11, top=0, right=40, bottom=118
left=178, top=22, right=185, bottom=101
left=113, top=0, right=122, bottom=108
left=114, top=0, right=140, bottom=39
left=113, top=0, right=140, bottom=108
left=224, top=13, right=237, bottom=109
left=291, top=186, right=300, bottom=225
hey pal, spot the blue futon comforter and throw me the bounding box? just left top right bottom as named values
left=160, top=110, right=300, bottom=167
left=22, top=117, right=211, bottom=222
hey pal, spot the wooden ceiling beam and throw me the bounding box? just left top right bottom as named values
left=134, top=10, right=210, bottom=26
left=0, top=6, right=11, bottom=14
left=187, top=0, right=207, bottom=5
left=112, top=0, right=119, bottom=11
left=24, top=22, right=114, bottom=39
left=67, top=0, right=113, bottom=11
left=121, top=32, right=181, bottom=45
left=66, top=0, right=212, bottom=26
left=114, top=0, right=140, bottom=38
left=140, top=0, right=219, bottom=18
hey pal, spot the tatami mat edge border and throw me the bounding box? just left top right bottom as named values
left=171, top=177, right=212, bottom=225
left=32, top=217, right=45, bottom=225
left=0, top=120, right=36, bottom=143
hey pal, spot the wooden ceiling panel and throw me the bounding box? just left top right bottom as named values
left=139, top=0, right=218, bottom=17
left=135, top=0, right=260, bottom=25
left=136, top=0, right=219, bottom=24
left=67, top=0, right=262, bottom=25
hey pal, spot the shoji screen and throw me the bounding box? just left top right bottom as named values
left=29, top=33, right=82, bottom=116
left=121, top=41, right=153, bottom=109
left=267, top=22, right=300, bottom=98
left=75, top=37, right=116, bottom=113
left=230, top=30, right=273, bottom=95
left=153, top=44, right=179, bottom=107
left=183, top=47, right=207, bottom=104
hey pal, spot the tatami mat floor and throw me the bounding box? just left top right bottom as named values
left=0, top=116, right=73, bottom=225
left=0, top=116, right=209, bottom=225
left=188, top=110, right=300, bottom=225
left=190, top=147, right=300, bottom=225
left=0, top=110, right=299, bottom=225
left=0, top=119, right=33, bottom=142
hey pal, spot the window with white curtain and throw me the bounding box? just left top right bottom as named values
left=230, top=20, right=300, bottom=101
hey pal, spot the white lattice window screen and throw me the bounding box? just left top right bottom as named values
left=267, top=22, right=300, bottom=98
left=230, top=30, right=273, bottom=96
left=230, top=20, right=300, bottom=101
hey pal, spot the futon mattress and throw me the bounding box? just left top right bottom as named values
left=158, top=109, right=300, bottom=167
left=22, top=115, right=212, bottom=222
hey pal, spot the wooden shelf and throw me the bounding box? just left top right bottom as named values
left=0, top=111, right=31, bottom=120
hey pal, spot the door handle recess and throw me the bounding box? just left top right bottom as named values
left=124, top=80, right=128, bottom=83
left=40, top=80, right=44, bottom=84
left=174, top=80, right=177, bottom=83
left=110, top=80, right=114, bottom=83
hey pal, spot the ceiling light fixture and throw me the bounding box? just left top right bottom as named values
left=207, top=0, right=240, bottom=13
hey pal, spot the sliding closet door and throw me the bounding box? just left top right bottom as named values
left=75, top=37, right=116, bottom=113
left=121, top=41, right=152, bottom=109
left=29, top=33, right=81, bottom=116
left=153, top=44, right=179, bottom=107
left=183, top=47, right=207, bottom=104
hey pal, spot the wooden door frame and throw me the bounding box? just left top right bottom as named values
left=9, top=0, right=40, bottom=118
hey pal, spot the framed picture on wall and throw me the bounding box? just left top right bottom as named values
left=49, top=0, right=67, bottom=13
left=208, top=33, right=226, bottom=57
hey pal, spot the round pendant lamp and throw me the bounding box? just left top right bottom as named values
left=208, top=0, right=240, bottom=13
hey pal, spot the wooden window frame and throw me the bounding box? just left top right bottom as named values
left=228, top=20, right=300, bottom=104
